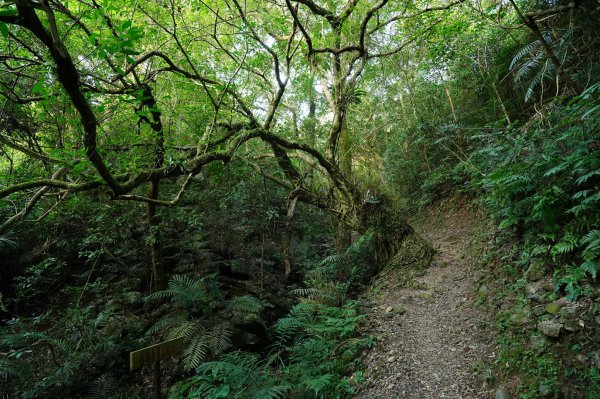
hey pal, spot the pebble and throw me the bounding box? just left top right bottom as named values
left=386, top=356, right=396, bottom=363
left=495, top=388, right=510, bottom=399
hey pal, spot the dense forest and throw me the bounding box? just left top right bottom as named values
left=0, top=0, right=598, bottom=398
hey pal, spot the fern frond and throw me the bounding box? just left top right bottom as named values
left=183, top=333, right=211, bottom=370
left=303, top=373, right=334, bottom=395
left=87, top=373, right=118, bottom=399
left=290, top=287, right=322, bottom=299
left=510, top=40, right=540, bottom=70
left=0, top=237, right=18, bottom=254
left=168, top=319, right=204, bottom=340
left=180, top=324, right=232, bottom=370
left=250, top=385, right=290, bottom=399
left=146, top=314, right=187, bottom=336
left=226, top=295, right=265, bottom=315
left=205, top=326, right=232, bottom=356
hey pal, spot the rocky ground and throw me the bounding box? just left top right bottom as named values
left=357, top=202, right=496, bottom=399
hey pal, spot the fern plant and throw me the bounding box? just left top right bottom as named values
left=87, top=373, right=139, bottom=399
left=168, top=351, right=290, bottom=399
left=145, top=274, right=223, bottom=315
left=0, top=303, right=145, bottom=398
left=147, top=277, right=272, bottom=371
left=226, top=295, right=269, bottom=315
left=171, top=295, right=371, bottom=399
left=510, top=27, right=580, bottom=102
left=475, top=81, right=600, bottom=299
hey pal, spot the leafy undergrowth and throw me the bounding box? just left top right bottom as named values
left=481, top=233, right=600, bottom=399
left=472, top=84, right=600, bottom=398
left=169, top=301, right=371, bottom=399
left=167, top=238, right=377, bottom=399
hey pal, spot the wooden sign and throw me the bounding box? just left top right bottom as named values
left=129, top=337, right=185, bottom=371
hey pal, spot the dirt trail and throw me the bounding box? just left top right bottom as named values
left=357, top=203, right=496, bottom=399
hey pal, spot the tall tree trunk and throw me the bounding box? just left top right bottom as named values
left=143, top=84, right=167, bottom=291
left=336, top=115, right=352, bottom=251
left=147, top=179, right=166, bottom=290
left=282, top=194, right=299, bottom=280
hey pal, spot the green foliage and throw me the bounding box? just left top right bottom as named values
left=0, top=236, right=18, bottom=254
left=0, top=304, right=145, bottom=398
left=145, top=275, right=233, bottom=370
left=13, top=257, right=67, bottom=303
left=172, top=298, right=370, bottom=399
left=88, top=373, right=138, bottom=399
left=226, top=295, right=269, bottom=315
left=475, top=83, right=600, bottom=298
left=145, top=274, right=223, bottom=313
left=316, top=231, right=377, bottom=296
left=271, top=300, right=371, bottom=398
left=169, top=351, right=289, bottom=399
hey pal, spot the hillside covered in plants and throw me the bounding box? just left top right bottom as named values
left=0, top=0, right=598, bottom=398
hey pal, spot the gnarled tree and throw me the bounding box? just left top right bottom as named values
left=0, top=0, right=467, bottom=285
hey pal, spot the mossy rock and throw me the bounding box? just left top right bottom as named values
left=545, top=302, right=562, bottom=315
left=525, top=261, right=545, bottom=282
left=510, top=308, right=530, bottom=325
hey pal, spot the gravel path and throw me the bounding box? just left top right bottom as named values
left=357, top=205, right=496, bottom=399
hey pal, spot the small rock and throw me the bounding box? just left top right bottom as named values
left=560, top=303, right=583, bottom=321
left=529, top=334, right=547, bottom=352
left=538, top=320, right=562, bottom=337
left=387, top=350, right=396, bottom=356
left=532, top=305, right=546, bottom=316
left=495, top=387, right=510, bottom=399
left=560, top=303, right=585, bottom=332
left=563, top=318, right=582, bottom=332
left=229, top=259, right=250, bottom=278
left=538, top=384, right=552, bottom=397
left=478, top=285, right=489, bottom=300
left=576, top=354, right=587, bottom=364
left=393, top=305, right=406, bottom=315
left=541, top=280, right=555, bottom=292
left=386, top=356, right=396, bottom=363
left=123, top=291, right=143, bottom=306
left=385, top=306, right=393, bottom=313
left=525, top=262, right=545, bottom=282
left=525, top=283, right=545, bottom=303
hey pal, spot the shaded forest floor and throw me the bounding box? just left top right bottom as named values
left=357, top=200, right=497, bottom=399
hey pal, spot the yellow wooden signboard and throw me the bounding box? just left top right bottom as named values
left=129, top=336, right=185, bottom=372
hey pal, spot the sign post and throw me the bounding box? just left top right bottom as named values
left=129, top=337, right=185, bottom=399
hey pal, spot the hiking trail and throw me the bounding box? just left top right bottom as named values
left=358, top=202, right=496, bottom=399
